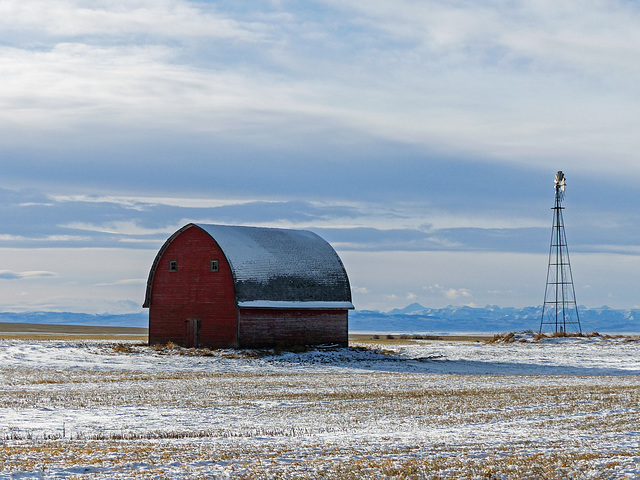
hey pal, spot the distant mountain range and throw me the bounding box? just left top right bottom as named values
left=349, top=303, right=640, bottom=334
left=0, top=304, right=638, bottom=333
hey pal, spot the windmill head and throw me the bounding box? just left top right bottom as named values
left=555, top=171, right=566, bottom=192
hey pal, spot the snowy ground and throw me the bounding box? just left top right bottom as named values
left=0, top=335, right=639, bottom=479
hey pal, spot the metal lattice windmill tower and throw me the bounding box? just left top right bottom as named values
left=539, top=171, right=582, bottom=334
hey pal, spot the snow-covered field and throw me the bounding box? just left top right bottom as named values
left=1, top=335, right=639, bottom=479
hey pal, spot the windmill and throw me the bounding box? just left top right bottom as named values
left=539, top=171, right=582, bottom=334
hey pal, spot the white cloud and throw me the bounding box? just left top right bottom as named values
left=1, top=43, right=237, bottom=129
left=352, top=286, right=369, bottom=295
left=0, top=270, right=57, bottom=280
left=62, top=221, right=175, bottom=236
left=423, top=284, right=472, bottom=301
left=0, top=248, right=157, bottom=313
left=0, top=0, right=259, bottom=40
left=3, top=1, right=640, bottom=314
left=51, top=194, right=256, bottom=209
left=325, top=1, right=640, bottom=73
left=0, top=234, right=91, bottom=243
left=444, top=288, right=472, bottom=301
left=309, top=1, right=640, bottom=175
left=1, top=0, right=640, bottom=179
left=94, top=278, right=147, bottom=287
left=0, top=235, right=25, bottom=241
left=0, top=1, right=640, bottom=178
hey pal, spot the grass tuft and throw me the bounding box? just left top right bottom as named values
left=112, top=343, right=133, bottom=354
left=485, top=332, right=516, bottom=344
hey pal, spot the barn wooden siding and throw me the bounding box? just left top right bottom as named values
left=238, top=308, right=348, bottom=348
left=147, top=225, right=238, bottom=348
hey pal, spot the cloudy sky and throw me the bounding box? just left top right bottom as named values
left=2, top=0, right=640, bottom=314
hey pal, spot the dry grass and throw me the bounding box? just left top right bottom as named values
left=1, top=437, right=637, bottom=479
left=485, top=332, right=517, bottom=344
left=2, top=340, right=639, bottom=478
left=149, top=341, right=178, bottom=352
left=2, top=367, right=638, bottom=429
left=111, top=343, right=133, bottom=354
left=482, top=331, right=636, bottom=344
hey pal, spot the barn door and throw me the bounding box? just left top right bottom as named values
left=185, top=318, right=201, bottom=348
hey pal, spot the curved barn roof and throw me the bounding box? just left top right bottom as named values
left=144, top=223, right=353, bottom=309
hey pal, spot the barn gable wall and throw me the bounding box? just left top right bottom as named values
left=148, top=225, right=238, bottom=348
left=238, top=308, right=348, bottom=348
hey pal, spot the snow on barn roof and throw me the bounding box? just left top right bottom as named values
left=143, top=223, right=353, bottom=309
left=196, top=224, right=353, bottom=308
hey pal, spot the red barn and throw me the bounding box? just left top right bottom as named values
left=143, top=223, right=353, bottom=348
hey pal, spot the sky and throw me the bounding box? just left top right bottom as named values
left=2, top=0, right=640, bottom=314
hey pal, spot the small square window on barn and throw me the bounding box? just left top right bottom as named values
left=210, top=259, right=219, bottom=272
left=169, top=260, right=178, bottom=272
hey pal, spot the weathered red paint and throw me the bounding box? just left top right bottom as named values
left=147, top=225, right=238, bottom=348
left=238, top=308, right=348, bottom=348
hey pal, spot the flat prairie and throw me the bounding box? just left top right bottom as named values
left=0, top=322, right=147, bottom=341
left=0, top=331, right=638, bottom=478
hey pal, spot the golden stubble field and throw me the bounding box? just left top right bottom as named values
left=0, top=326, right=639, bottom=479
